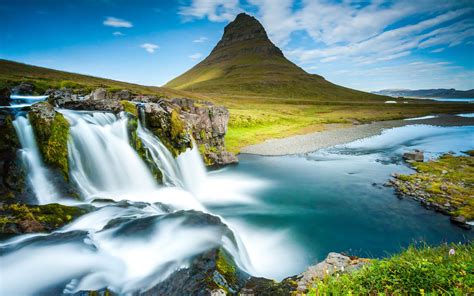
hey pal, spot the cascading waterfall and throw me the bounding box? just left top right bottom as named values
left=12, top=114, right=60, bottom=203
left=1, top=108, right=263, bottom=295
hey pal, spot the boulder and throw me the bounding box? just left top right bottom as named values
left=403, top=149, right=424, bottom=162
left=11, top=82, right=34, bottom=95
left=46, top=88, right=82, bottom=106
left=295, top=252, right=369, bottom=293
left=113, top=89, right=132, bottom=100
left=90, top=88, right=109, bottom=100
left=63, top=99, right=122, bottom=113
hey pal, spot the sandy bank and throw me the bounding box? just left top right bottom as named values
left=240, top=114, right=474, bottom=156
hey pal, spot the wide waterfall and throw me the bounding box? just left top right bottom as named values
left=1, top=108, right=261, bottom=295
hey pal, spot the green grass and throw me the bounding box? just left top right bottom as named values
left=0, top=59, right=204, bottom=99
left=306, top=242, right=474, bottom=295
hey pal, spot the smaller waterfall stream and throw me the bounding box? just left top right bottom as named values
left=12, top=115, right=60, bottom=203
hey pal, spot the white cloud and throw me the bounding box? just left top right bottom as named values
left=112, top=31, right=124, bottom=36
left=193, top=37, right=208, bottom=43
left=189, top=53, right=203, bottom=60
left=141, top=43, right=159, bottom=53
left=103, top=17, right=133, bottom=28
left=430, top=48, right=445, bottom=53
left=179, top=0, right=240, bottom=22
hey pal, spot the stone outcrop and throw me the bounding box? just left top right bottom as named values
left=29, top=102, right=70, bottom=181
left=172, top=98, right=238, bottom=166
left=11, top=82, right=34, bottom=95
left=46, top=88, right=83, bottom=106
left=295, top=252, right=369, bottom=293
left=403, top=149, right=424, bottom=162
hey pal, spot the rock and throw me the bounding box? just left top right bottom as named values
left=46, top=88, right=82, bottom=106
left=90, top=88, right=108, bottom=100
left=18, top=219, right=45, bottom=233
left=11, top=82, right=34, bottom=95
left=113, top=89, right=132, bottom=100
left=403, top=149, right=424, bottom=162
left=295, top=252, right=369, bottom=293
left=450, top=216, right=471, bottom=229
left=63, top=99, right=122, bottom=113
left=442, top=170, right=448, bottom=174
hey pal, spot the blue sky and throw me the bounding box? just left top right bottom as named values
left=1, top=0, right=473, bottom=91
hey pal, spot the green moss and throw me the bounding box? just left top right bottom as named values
left=216, top=249, right=237, bottom=287
left=59, top=80, right=81, bottom=89
left=0, top=203, right=88, bottom=233
left=29, top=108, right=70, bottom=181
left=307, top=242, right=474, bottom=295
left=170, top=110, right=185, bottom=139
left=394, top=153, right=474, bottom=219
left=120, top=100, right=138, bottom=117
left=198, top=144, right=214, bottom=166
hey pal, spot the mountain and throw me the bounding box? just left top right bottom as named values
left=0, top=59, right=201, bottom=99
left=373, top=88, right=474, bottom=98
left=165, top=13, right=384, bottom=101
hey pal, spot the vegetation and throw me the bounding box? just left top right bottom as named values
left=0, top=59, right=204, bottom=99
left=0, top=203, right=88, bottom=234
left=306, top=242, right=474, bottom=295
left=29, top=107, right=70, bottom=181
left=394, top=152, right=474, bottom=219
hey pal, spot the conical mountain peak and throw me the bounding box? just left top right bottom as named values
left=214, top=13, right=271, bottom=49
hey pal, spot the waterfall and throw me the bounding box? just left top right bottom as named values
left=61, top=110, right=159, bottom=198
left=12, top=115, right=60, bottom=204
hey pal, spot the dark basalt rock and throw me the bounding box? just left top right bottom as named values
left=46, top=88, right=83, bottom=106
left=403, top=149, right=424, bottom=162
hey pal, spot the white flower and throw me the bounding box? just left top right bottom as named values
left=449, top=248, right=455, bottom=256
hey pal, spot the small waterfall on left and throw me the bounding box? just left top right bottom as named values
left=12, top=114, right=60, bottom=204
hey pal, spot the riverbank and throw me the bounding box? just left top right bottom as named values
left=240, top=114, right=474, bottom=155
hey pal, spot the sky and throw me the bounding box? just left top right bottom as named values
left=1, top=0, right=473, bottom=91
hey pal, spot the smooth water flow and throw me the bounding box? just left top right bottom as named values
left=12, top=115, right=60, bottom=203
left=62, top=110, right=159, bottom=198
left=2, top=108, right=473, bottom=295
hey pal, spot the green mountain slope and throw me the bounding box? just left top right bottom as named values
left=0, top=59, right=201, bottom=99
left=165, top=13, right=384, bottom=101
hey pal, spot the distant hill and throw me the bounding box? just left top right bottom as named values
left=165, top=13, right=385, bottom=101
left=0, top=59, right=201, bottom=99
left=373, top=88, right=474, bottom=98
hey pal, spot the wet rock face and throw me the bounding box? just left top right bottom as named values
left=141, top=248, right=248, bottom=296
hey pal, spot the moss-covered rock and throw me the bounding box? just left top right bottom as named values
left=391, top=153, right=474, bottom=227
left=123, top=109, right=163, bottom=183
left=0, top=202, right=88, bottom=235
left=144, top=103, right=192, bottom=158
left=29, top=102, right=70, bottom=181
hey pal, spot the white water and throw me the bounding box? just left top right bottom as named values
left=12, top=115, right=60, bottom=203
left=2, top=109, right=295, bottom=295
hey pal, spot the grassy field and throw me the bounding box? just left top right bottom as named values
left=0, top=59, right=204, bottom=100
left=205, top=94, right=474, bottom=153
left=2, top=59, right=473, bottom=154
